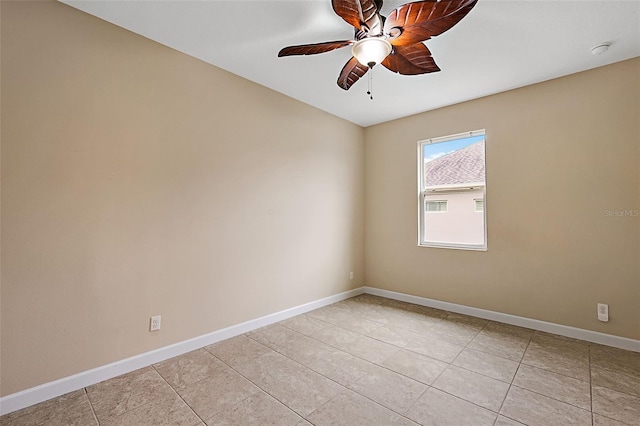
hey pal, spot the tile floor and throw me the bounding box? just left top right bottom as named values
left=2, top=294, right=639, bottom=425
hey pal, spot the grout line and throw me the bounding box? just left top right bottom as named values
left=401, top=385, right=430, bottom=422
left=589, top=343, right=595, bottom=425
left=151, top=363, right=209, bottom=425
left=508, top=384, right=593, bottom=414
left=290, top=311, right=454, bottom=393
left=337, top=297, right=538, bottom=394
left=496, top=413, right=525, bottom=425
left=240, top=314, right=424, bottom=423
left=83, top=373, right=162, bottom=426
left=500, top=333, right=604, bottom=414
left=419, top=385, right=502, bottom=423
left=253, top=387, right=309, bottom=425
left=273, top=297, right=507, bottom=420
left=83, top=387, right=100, bottom=425
left=302, top=391, right=340, bottom=421
left=215, top=334, right=349, bottom=419
left=309, top=304, right=453, bottom=383
left=497, top=371, right=518, bottom=416
left=494, top=329, right=535, bottom=416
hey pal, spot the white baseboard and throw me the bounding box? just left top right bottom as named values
left=363, top=286, right=640, bottom=352
left=3, top=285, right=639, bottom=416
left=0, top=287, right=364, bottom=416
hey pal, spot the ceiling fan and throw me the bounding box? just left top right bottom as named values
left=278, top=0, right=478, bottom=91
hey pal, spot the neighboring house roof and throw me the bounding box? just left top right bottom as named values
left=425, top=141, right=485, bottom=187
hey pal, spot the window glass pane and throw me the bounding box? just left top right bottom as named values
left=419, top=131, right=486, bottom=250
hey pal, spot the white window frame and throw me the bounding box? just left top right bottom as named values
left=417, top=129, right=487, bottom=251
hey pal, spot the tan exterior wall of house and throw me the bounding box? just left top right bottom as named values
left=424, top=189, right=485, bottom=245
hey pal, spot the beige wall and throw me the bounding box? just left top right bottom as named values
left=0, top=1, right=364, bottom=396
left=365, top=58, right=640, bottom=340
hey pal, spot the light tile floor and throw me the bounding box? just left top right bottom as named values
left=2, top=294, right=639, bottom=425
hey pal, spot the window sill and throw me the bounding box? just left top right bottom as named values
left=418, top=242, right=487, bottom=251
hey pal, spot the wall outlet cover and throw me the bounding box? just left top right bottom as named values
left=597, top=304, right=609, bottom=322
left=150, top=315, right=161, bottom=331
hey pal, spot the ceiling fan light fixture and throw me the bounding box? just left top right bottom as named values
left=352, top=37, right=392, bottom=68
left=278, top=0, right=479, bottom=90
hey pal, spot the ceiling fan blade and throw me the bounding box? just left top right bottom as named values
left=278, top=40, right=354, bottom=57
left=337, top=56, right=370, bottom=90
left=332, top=0, right=383, bottom=34
left=384, top=0, right=477, bottom=46
left=382, top=43, right=440, bottom=75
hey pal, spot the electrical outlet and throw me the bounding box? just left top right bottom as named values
left=597, top=303, right=609, bottom=322
left=150, top=315, right=161, bottom=331
left=350, top=271, right=354, bottom=280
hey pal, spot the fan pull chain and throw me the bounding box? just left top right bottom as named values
left=367, top=69, right=374, bottom=100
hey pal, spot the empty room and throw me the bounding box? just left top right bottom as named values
left=1, top=0, right=639, bottom=425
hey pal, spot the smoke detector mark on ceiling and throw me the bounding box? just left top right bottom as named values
left=591, top=42, right=611, bottom=56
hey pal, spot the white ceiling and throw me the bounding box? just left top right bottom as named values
left=61, top=0, right=640, bottom=127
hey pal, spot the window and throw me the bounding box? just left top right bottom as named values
left=426, top=200, right=448, bottom=212
left=418, top=130, right=487, bottom=250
